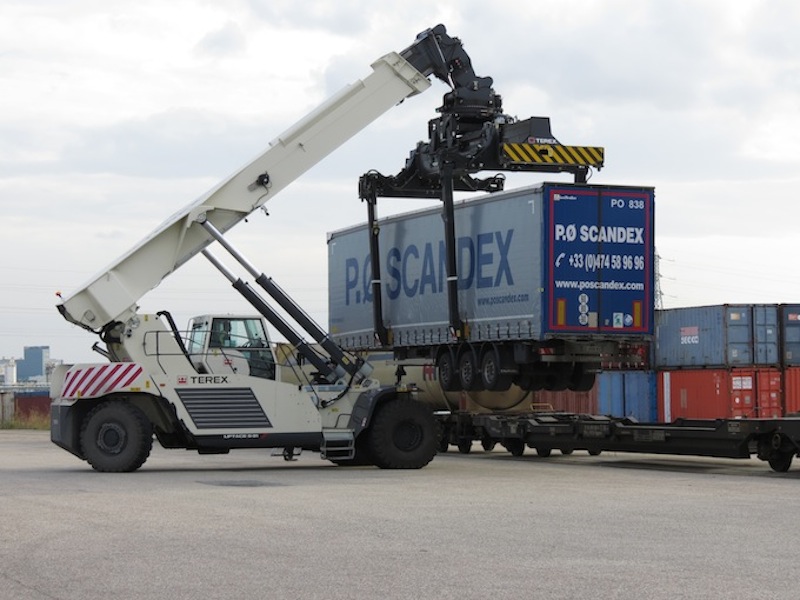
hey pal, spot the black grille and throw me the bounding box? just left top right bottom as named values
left=176, top=388, right=272, bottom=429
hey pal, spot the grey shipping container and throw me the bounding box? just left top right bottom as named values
left=781, top=304, right=800, bottom=366
left=654, top=304, right=779, bottom=369
left=597, top=370, right=657, bottom=422
left=328, top=183, right=655, bottom=349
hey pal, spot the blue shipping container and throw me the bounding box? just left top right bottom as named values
left=597, top=371, right=657, bottom=422
left=654, top=304, right=779, bottom=368
left=328, top=183, right=655, bottom=349
left=781, top=304, right=800, bottom=366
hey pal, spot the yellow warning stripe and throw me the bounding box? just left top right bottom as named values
left=503, top=143, right=604, bottom=168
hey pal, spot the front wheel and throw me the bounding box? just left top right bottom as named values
left=768, top=452, right=794, bottom=473
left=80, top=400, right=153, bottom=472
left=504, top=438, right=525, bottom=457
left=366, top=398, right=438, bottom=469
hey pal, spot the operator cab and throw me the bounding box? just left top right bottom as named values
left=187, top=315, right=276, bottom=379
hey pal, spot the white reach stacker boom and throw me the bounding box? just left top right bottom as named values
left=50, top=24, right=479, bottom=472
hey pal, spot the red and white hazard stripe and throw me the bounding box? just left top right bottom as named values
left=62, top=363, right=144, bottom=399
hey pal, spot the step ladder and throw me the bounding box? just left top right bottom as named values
left=321, top=429, right=355, bottom=461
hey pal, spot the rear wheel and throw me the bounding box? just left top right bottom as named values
left=458, top=346, right=483, bottom=391
left=568, top=364, right=597, bottom=392
left=437, top=349, right=460, bottom=392
left=367, top=398, right=438, bottom=469
left=480, top=345, right=513, bottom=391
left=456, top=439, right=473, bottom=454
left=80, top=400, right=153, bottom=472
left=768, top=452, right=794, bottom=473
left=504, top=438, right=525, bottom=457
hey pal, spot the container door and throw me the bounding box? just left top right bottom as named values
left=730, top=368, right=756, bottom=418
left=598, top=371, right=624, bottom=416
left=753, top=304, right=779, bottom=366
left=754, top=367, right=782, bottom=418
left=725, top=306, right=753, bottom=366
left=780, top=305, right=800, bottom=366
left=660, top=369, right=730, bottom=420
left=623, top=371, right=657, bottom=423
left=784, top=367, right=800, bottom=415
left=545, top=185, right=654, bottom=336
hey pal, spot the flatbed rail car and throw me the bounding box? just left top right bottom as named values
left=437, top=412, right=800, bottom=473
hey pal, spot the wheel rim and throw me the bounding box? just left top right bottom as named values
left=393, top=420, right=423, bottom=452
left=96, top=422, right=127, bottom=455
left=459, top=352, right=476, bottom=388
left=482, top=354, right=497, bottom=388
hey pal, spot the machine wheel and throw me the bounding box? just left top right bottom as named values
left=517, top=367, right=545, bottom=392
left=480, top=345, right=513, bottom=391
left=458, top=346, right=483, bottom=391
left=544, top=365, right=570, bottom=391
left=568, top=364, right=596, bottom=392
left=367, top=398, right=438, bottom=469
left=437, top=349, right=460, bottom=392
left=536, top=447, right=552, bottom=458
left=504, top=439, right=525, bottom=457
left=768, top=452, right=794, bottom=473
left=80, top=400, right=153, bottom=472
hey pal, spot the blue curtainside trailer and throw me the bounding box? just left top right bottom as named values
left=328, top=182, right=655, bottom=393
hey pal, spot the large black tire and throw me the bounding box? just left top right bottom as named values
left=568, top=364, right=596, bottom=392
left=768, top=452, right=794, bottom=473
left=437, top=349, right=460, bottom=392
left=504, top=438, right=525, bottom=457
left=480, top=345, right=513, bottom=392
left=80, top=400, right=153, bottom=472
left=367, top=398, right=438, bottom=469
left=458, top=346, right=483, bottom=391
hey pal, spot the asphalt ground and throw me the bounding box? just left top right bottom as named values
left=1, top=430, right=799, bottom=600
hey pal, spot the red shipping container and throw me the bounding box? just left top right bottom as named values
left=785, top=367, right=800, bottom=415
left=658, top=368, right=783, bottom=421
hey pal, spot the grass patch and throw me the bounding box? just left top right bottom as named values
left=1, top=411, right=50, bottom=430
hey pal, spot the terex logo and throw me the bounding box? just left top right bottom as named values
left=680, top=326, right=700, bottom=345
left=344, top=229, right=515, bottom=306
left=178, top=375, right=230, bottom=385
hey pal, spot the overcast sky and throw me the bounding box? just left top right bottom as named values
left=2, top=0, right=799, bottom=364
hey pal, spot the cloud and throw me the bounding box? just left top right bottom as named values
left=195, top=21, right=247, bottom=58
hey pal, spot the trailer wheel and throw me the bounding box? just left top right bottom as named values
left=457, top=439, right=472, bottom=454
left=480, top=345, right=513, bottom=391
left=367, top=398, right=437, bottom=469
left=458, top=346, right=483, bottom=391
left=768, top=452, right=794, bottom=473
left=568, top=364, right=596, bottom=392
left=80, top=400, right=153, bottom=472
left=481, top=438, right=496, bottom=452
left=504, top=439, right=525, bottom=457
left=437, top=349, right=460, bottom=392
left=587, top=449, right=602, bottom=456
left=536, top=447, right=552, bottom=458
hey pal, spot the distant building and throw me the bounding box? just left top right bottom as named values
left=0, top=358, right=16, bottom=385
left=17, top=346, right=50, bottom=382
